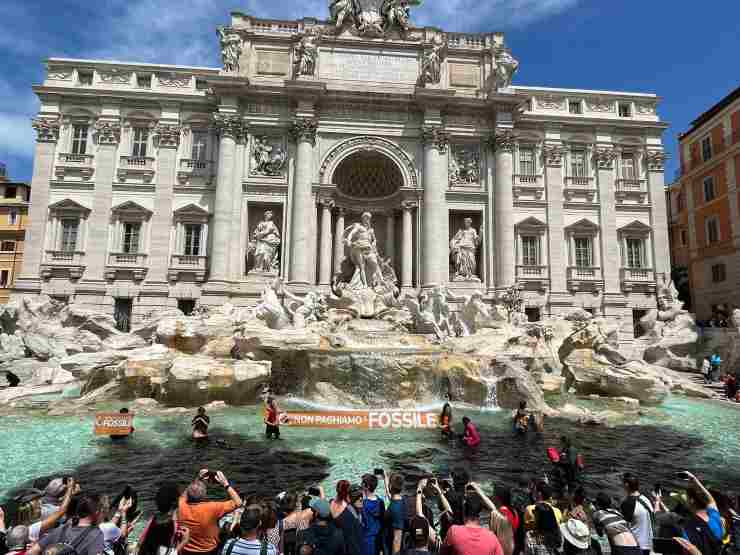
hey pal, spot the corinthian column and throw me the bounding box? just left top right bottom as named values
left=401, top=200, right=416, bottom=290
left=385, top=210, right=396, bottom=265
left=490, top=128, right=516, bottom=289
left=421, top=126, right=449, bottom=288
left=288, top=118, right=318, bottom=285
left=318, top=198, right=334, bottom=286
left=16, top=117, right=61, bottom=292
left=334, top=207, right=345, bottom=274
left=211, top=113, right=247, bottom=282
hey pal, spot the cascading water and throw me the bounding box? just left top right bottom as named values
left=481, top=377, right=499, bottom=411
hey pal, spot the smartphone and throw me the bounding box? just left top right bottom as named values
left=465, top=484, right=476, bottom=493
left=308, top=487, right=321, bottom=497
left=429, top=478, right=438, bottom=486
left=653, top=538, right=684, bottom=555
left=206, top=471, right=218, bottom=483
left=373, top=468, right=384, bottom=476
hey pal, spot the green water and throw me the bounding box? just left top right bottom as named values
left=1, top=397, right=739, bottom=513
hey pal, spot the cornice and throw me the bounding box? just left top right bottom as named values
left=45, top=58, right=219, bottom=75
left=32, top=85, right=217, bottom=106
left=518, top=112, right=670, bottom=131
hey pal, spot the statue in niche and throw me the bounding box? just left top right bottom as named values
left=420, top=37, right=444, bottom=85
left=249, top=210, right=281, bottom=273
left=217, top=27, right=242, bottom=73
left=344, top=211, right=383, bottom=288
left=329, top=0, right=359, bottom=28
left=251, top=137, right=287, bottom=176
left=450, top=218, right=482, bottom=281
left=294, top=31, right=319, bottom=77
left=493, top=47, right=519, bottom=90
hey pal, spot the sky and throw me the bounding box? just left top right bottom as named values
left=1, top=0, right=739, bottom=183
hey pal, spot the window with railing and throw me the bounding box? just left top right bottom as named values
left=570, top=150, right=588, bottom=178
left=122, top=222, right=141, bottom=254
left=61, top=219, right=79, bottom=252
left=677, top=192, right=684, bottom=211
left=72, top=125, right=88, bottom=155
left=522, top=236, right=539, bottom=266
left=701, top=136, right=712, bottom=162
left=620, top=153, right=636, bottom=180
left=574, top=237, right=592, bottom=268
left=626, top=238, right=645, bottom=268
left=519, top=148, right=536, bottom=176
left=681, top=229, right=688, bottom=246
left=191, top=132, right=208, bottom=161
left=703, top=176, right=715, bottom=202
left=184, top=223, right=202, bottom=256
left=132, top=127, right=149, bottom=158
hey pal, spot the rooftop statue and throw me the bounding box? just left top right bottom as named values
left=217, top=27, right=242, bottom=74
left=328, top=0, right=423, bottom=36
left=492, top=46, right=519, bottom=90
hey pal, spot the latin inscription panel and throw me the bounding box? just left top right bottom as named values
left=320, top=49, right=419, bottom=84
left=257, top=51, right=290, bottom=76
left=449, top=63, right=480, bottom=88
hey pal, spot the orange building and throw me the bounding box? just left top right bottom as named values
left=0, top=163, right=31, bottom=304
left=667, top=86, right=740, bottom=320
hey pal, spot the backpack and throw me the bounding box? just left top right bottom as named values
left=685, top=514, right=723, bottom=555
left=722, top=512, right=740, bottom=554
left=43, top=525, right=96, bottom=555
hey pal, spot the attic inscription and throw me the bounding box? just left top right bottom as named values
left=319, top=50, right=418, bottom=83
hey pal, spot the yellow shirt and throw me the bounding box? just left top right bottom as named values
left=524, top=502, right=563, bottom=530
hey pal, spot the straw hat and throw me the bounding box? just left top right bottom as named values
left=560, top=519, right=591, bottom=550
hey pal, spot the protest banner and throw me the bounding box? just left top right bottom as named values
left=281, top=410, right=439, bottom=430
left=94, top=412, right=134, bottom=436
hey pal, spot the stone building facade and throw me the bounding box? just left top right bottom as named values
left=0, top=164, right=30, bottom=304
left=667, top=86, right=740, bottom=321
left=16, top=6, right=670, bottom=340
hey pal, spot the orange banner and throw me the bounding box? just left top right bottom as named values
left=282, top=411, right=439, bottom=430
left=94, top=413, right=134, bottom=436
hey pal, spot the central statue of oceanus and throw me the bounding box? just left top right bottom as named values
left=328, top=0, right=423, bottom=36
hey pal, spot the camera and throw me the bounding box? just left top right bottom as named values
left=308, top=486, right=321, bottom=497
left=373, top=468, right=384, bottom=476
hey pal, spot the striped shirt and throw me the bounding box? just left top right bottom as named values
left=592, top=509, right=634, bottom=544
left=221, top=538, right=277, bottom=555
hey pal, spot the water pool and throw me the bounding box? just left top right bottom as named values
left=1, top=397, right=739, bottom=518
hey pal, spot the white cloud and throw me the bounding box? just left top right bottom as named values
left=0, top=113, right=36, bottom=161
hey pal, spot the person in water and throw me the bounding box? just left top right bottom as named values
left=191, top=407, right=210, bottom=439
left=558, top=436, right=579, bottom=487
left=440, top=402, right=453, bottom=440
left=110, top=408, right=135, bottom=442
left=264, top=397, right=281, bottom=440
left=513, top=401, right=531, bottom=434
left=461, top=416, right=481, bottom=448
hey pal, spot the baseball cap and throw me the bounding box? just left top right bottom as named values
left=15, top=489, right=44, bottom=505
left=44, top=478, right=67, bottom=499
left=309, top=498, right=331, bottom=519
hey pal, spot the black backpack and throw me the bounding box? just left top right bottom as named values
left=685, top=515, right=723, bottom=555
left=44, top=525, right=96, bottom=555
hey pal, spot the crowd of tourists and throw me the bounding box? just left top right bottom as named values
left=1, top=457, right=738, bottom=555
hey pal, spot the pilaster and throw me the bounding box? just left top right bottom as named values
left=594, top=143, right=620, bottom=293
left=645, top=149, right=670, bottom=284
left=401, top=200, right=417, bottom=291
left=230, top=138, right=247, bottom=280
left=542, top=139, right=567, bottom=293
left=489, top=126, right=516, bottom=290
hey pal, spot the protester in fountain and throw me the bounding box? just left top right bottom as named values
left=680, top=471, right=724, bottom=555
left=221, top=504, right=277, bottom=555
left=264, top=398, right=281, bottom=440
left=440, top=492, right=504, bottom=555
left=383, top=471, right=405, bottom=555
left=31, top=494, right=105, bottom=555
left=558, top=436, right=580, bottom=488
left=329, top=481, right=362, bottom=555
left=591, top=492, right=641, bottom=555
left=620, top=473, right=654, bottom=555
left=178, top=470, right=242, bottom=555
left=5, top=370, right=20, bottom=388
left=525, top=483, right=562, bottom=531
left=192, top=408, right=210, bottom=440
left=139, top=483, right=190, bottom=555
left=110, top=408, right=135, bottom=442
left=440, top=403, right=454, bottom=440
left=460, top=417, right=480, bottom=448
left=524, top=502, right=562, bottom=555
left=725, top=372, right=738, bottom=400
left=702, top=357, right=712, bottom=384
left=298, top=499, right=345, bottom=555
left=360, top=474, right=384, bottom=555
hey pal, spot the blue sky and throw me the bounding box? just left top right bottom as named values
left=1, top=0, right=738, bottom=183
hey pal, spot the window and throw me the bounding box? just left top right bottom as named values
left=626, top=238, right=644, bottom=268
left=136, top=74, right=152, bottom=88
left=574, top=237, right=592, bottom=267
left=706, top=217, right=720, bottom=244
left=521, top=236, right=539, bottom=266
left=633, top=309, right=647, bottom=338
left=703, top=176, right=715, bottom=202
left=114, top=298, right=133, bottom=333
left=61, top=219, right=79, bottom=252
left=9, top=209, right=18, bottom=225
left=195, top=79, right=209, bottom=90
left=184, top=223, right=202, bottom=256
left=712, top=263, right=726, bottom=283
left=191, top=132, right=208, bottom=161
left=4, top=187, right=16, bottom=199
left=0, top=270, right=8, bottom=288
left=71, top=125, right=88, bottom=155
left=677, top=192, right=684, bottom=211
left=525, top=307, right=541, bottom=322
left=78, top=71, right=93, bottom=86
left=178, top=299, right=196, bottom=316
left=571, top=150, right=587, bottom=177
left=681, top=229, right=688, bottom=246
left=620, top=153, right=636, bottom=179
left=618, top=102, right=632, bottom=117
left=568, top=100, right=582, bottom=114
left=701, top=136, right=712, bottom=162
left=122, top=222, right=141, bottom=254
left=132, top=127, right=149, bottom=158
left=0, top=241, right=15, bottom=252
left=519, top=148, right=536, bottom=176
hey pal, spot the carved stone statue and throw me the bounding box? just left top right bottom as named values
left=639, top=281, right=692, bottom=338
left=251, top=137, right=286, bottom=176
left=344, top=212, right=383, bottom=288
left=329, top=0, right=359, bottom=28
left=449, top=147, right=480, bottom=184
left=493, top=47, right=519, bottom=90
left=455, top=291, right=504, bottom=335
left=254, top=280, right=292, bottom=330
left=420, top=38, right=444, bottom=85
left=249, top=210, right=281, bottom=273
left=294, top=31, right=319, bottom=77
left=281, top=286, right=329, bottom=329
left=329, top=0, right=422, bottom=36
left=382, top=0, right=421, bottom=33
left=449, top=218, right=482, bottom=281
left=217, top=27, right=242, bottom=74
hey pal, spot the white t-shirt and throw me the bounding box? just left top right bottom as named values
left=628, top=495, right=654, bottom=551
left=702, top=359, right=711, bottom=375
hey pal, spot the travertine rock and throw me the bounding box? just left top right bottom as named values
left=0, top=332, right=26, bottom=362
left=156, top=317, right=212, bottom=354
left=59, top=351, right=129, bottom=378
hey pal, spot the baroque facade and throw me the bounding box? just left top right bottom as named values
left=16, top=4, right=670, bottom=340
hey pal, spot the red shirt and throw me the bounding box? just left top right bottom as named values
left=266, top=405, right=278, bottom=426
left=500, top=506, right=520, bottom=531
left=463, top=422, right=481, bottom=447
left=441, top=524, right=504, bottom=555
